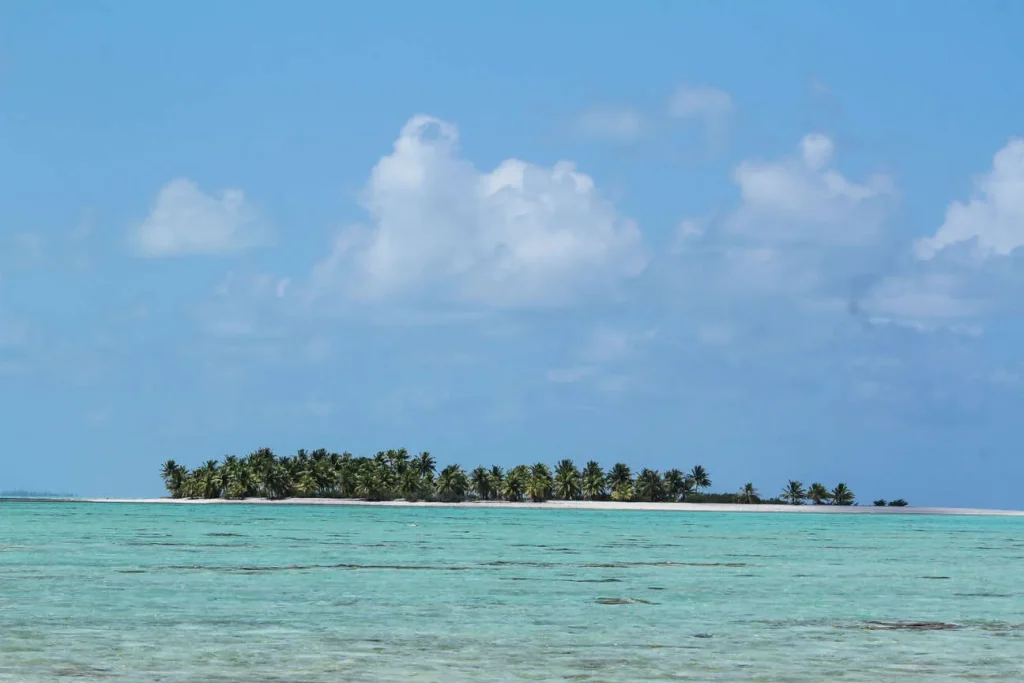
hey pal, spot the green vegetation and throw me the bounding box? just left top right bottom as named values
left=781, top=480, right=807, bottom=505
left=737, top=482, right=759, bottom=504
left=160, top=448, right=899, bottom=506
left=874, top=498, right=910, bottom=507
left=808, top=482, right=831, bottom=505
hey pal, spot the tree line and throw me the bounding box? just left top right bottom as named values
left=160, top=448, right=901, bottom=506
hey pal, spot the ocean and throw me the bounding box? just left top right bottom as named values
left=2, top=501, right=1022, bottom=681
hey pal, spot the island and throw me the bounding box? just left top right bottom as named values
left=156, top=447, right=900, bottom=507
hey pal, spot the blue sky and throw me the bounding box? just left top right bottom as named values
left=2, top=1, right=1023, bottom=507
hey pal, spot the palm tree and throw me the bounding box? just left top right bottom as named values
left=399, top=469, right=425, bottom=501
left=527, top=463, right=554, bottom=502
left=414, top=451, right=436, bottom=478
left=179, top=470, right=198, bottom=499
left=581, top=461, right=606, bottom=500
left=247, top=448, right=276, bottom=496
left=160, top=459, right=178, bottom=479
left=327, top=451, right=345, bottom=469
left=488, top=466, right=505, bottom=500
left=689, top=465, right=711, bottom=491
left=160, top=460, right=186, bottom=498
left=195, top=460, right=223, bottom=499
left=807, top=482, right=832, bottom=505
left=378, top=456, right=399, bottom=496
left=781, top=480, right=806, bottom=505
left=554, top=459, right=581, bottom=500
left=470, top=467, right=491, bottom=500
left=664, top=469, right=686, bottom=502
left=387, top=448, right=410, bottom=475
left=436, top=465, right=469, bottom=502
left=354, top=461, right=386, bottom=500
left=610, top=480, right=633, bottom=502
left=336, top=457, right=359, bottom=498
left=503, top=466, right=529, bottom=502
left=222, top=455, right=254, bottom=499
left=607, top=463, right=633, bottom=492
left=677, top=476, right=695, bottom=501
left=633, top=468, right=665, bottom=502
left=222, top=454, right=239, bottom=472
left=295, top=469, right=318, bottom=497
left=264, top=463, right=293, bottom=500
left=831, top=483, right=855, bottom=506
left=737, top=482, right=759, bottom=504
left=312, top=457, right=335, bottom=495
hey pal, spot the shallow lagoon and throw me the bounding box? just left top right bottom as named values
left=2, top=501, right=1023, bottom=681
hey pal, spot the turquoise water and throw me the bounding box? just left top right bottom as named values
left=2, top=502, right=1023, bottom=681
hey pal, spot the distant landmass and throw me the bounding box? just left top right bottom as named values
left=0, top=490, right=77, bottom=499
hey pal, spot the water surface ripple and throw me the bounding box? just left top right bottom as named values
left=1, top=502, right=1022, bottom=681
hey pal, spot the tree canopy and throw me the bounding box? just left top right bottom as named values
left=160, top=448, right=894, bottom=507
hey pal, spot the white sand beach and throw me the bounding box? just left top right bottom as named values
left=68, top=498, right=1024, bottom=516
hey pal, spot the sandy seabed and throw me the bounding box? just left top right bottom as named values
left=64, top=498, right=1024, bottom=517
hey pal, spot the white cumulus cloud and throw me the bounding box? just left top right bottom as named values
left=860, top=139, right=1024, bottom=330
left=669, top=134, right=897, bottom=304
left=132, top=179, right=267, bottom=257
left=313, top=115, right=648, bottom=307
left=726, top=133, right=895, bottom=246
left=914, top=138, right=1024, bottom=260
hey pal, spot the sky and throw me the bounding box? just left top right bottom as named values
left=2, top=1, right=1023, bottom=507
